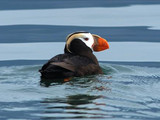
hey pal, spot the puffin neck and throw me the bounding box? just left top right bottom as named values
left=65, top=39, right=99, bottom=65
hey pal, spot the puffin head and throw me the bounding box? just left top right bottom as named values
left=65, top=31, right=109, bottom=54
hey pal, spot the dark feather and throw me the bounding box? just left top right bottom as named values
left=39, top=39, right=102, bottom=80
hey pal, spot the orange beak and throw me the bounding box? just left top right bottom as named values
left=92, top=34, right=109, bottom=52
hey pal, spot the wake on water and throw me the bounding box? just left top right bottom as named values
left=0, top=63, right=160, bottom=119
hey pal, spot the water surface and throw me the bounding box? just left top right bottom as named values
left=1, top=1, right=160, bottom=120
left=0, top=63, right=160, bottom=120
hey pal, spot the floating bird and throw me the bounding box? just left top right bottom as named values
left=39, top=32, right=109, bottom=81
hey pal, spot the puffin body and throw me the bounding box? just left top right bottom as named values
left=39, top=32, right=109, bottom=80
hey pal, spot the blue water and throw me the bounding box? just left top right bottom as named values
left=0, top=63, right=160, bottom=120
left=1, top=0, right=160, bottom=120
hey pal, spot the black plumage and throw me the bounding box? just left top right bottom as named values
left=39, top=39, right=102, bottom=80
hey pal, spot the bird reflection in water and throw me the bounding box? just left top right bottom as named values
left=40, top=74, right=111, bottom=89
left=40, top=94, right=108, bottom=120
left=40, top=77, right=69, bottom=87
left=39, top=71, right=111, bottom=119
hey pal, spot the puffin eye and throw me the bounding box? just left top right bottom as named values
left=84, top=38, right=89, bottom=41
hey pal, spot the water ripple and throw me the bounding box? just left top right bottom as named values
left=0, top=63, right=160, bottom=119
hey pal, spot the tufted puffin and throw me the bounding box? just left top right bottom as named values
left=39, top=32, right=109, bottom=81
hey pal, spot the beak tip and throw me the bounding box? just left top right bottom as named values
left=93, top=39, right=109, bottom=52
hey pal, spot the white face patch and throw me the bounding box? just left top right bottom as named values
left=66, top=32, right=94, bottom=53
left=79, top=33, right=94, bottom=49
